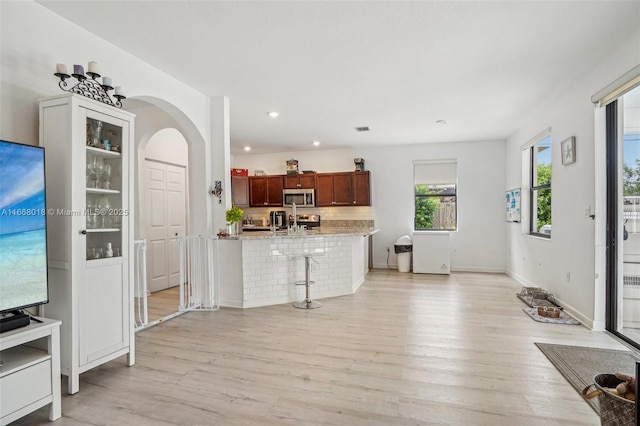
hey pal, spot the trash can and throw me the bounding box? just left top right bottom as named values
left=394, top=235, right=413, bottom=272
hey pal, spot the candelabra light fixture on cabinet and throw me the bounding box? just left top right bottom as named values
left=54, top=61, right=126, bottom=108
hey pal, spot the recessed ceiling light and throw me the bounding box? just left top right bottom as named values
left=267, top=111, right=279, bottom=118
left=243, top=146, right=251, bottom=151
left=312, top=141, right=320, bottom=146
left=355, top=126, right=370, bottom=132
left=436, top=119, right=447, bottom=125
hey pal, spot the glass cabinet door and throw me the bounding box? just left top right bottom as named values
left=85, top=114, right=124, bottom=260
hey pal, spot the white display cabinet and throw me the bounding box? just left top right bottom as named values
left=39, top=94, right=135, bottom=394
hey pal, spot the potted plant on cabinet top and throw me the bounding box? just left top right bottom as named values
left=226, top=205, right=244, bottom=236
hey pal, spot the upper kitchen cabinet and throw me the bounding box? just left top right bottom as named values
left=231, top=176, right=249, bottom=208
left=316, top=172, right=354, bottom=206
left=316, top=171, right=371, bottom=207
left=353, top=171, right=371, bottom=206
left=284, top=173, right=316, bottom=189
left=249, top=175, right=284, bottom=206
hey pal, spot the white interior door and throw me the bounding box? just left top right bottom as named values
left=144, top=160, right=186, bottom=293
left=166, top=165, right=186, bottom=287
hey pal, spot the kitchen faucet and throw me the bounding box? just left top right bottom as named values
left=292, top=203, right=297, bottom=228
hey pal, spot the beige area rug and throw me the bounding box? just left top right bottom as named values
left=535, top=343, right=640, bottom=414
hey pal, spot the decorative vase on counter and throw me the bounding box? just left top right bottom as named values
left=225, top=205, right=244, bottom=237
left=227, top=221, right=241, bottom=236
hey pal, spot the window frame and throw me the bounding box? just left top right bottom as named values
left=414, top=183, right=458, bottom=231
left=529, top=134, right=552, bottom=238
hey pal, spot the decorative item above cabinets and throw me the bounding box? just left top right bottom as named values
left=54, top=61, right=127, bottom=108
left=286, top=158, right=299, bottom=174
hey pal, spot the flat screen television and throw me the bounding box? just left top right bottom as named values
left=0, top=139, right=49, bottom=332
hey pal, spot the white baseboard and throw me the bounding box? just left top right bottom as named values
left=373, top=263, right=506, bottom=273
left=352, top=276, right=365, bottom=292
left=505, top=270, right=534, bottom=287
left=506, top=270, right=597, bottom=330
left=552, top=295, right=596, bottom=330
left=219, top=299, right=243, bottom=308
left=373, top=262, right=396, bottom=270
left=451, top=266, right=506, bottom=273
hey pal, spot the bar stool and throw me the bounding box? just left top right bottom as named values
left=293, top=255, right=321, bottom=309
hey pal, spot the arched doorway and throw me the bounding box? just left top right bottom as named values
left=124, top=97, right=207, bottom=328
left=142, top=128, right=189, bottom=322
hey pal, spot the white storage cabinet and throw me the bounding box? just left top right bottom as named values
left=39, top=94, right=135, bottom=394
left=412, top=232, right=451, bottom=274
left=0, top=318, right=61, bottom=425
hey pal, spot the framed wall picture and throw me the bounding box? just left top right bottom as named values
left=561, top=136, right=576, bottom=165
left=506, top=188, right=521, bottom=223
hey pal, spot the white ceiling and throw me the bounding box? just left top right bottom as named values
left=38, top=1, right=640, bottom=155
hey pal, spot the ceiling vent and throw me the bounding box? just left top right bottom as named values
left=355, top=126, right=370, bottom=132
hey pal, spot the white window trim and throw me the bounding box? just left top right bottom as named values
left=413, top=159, right=458, bottom=232
left=522, top=129, right=552, bottom=238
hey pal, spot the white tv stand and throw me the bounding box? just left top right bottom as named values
left=0, top=317, right=61, bottom=425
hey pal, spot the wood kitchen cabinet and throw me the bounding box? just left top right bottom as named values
left=283, top=173, right=316, bottom=189
left=353, top=171, right=371, bottom=206
left=249, top=175, right=284, bottom=206
left=231, top=176, right=249, bottom=207
left=316, top=171, right=371, bottom=206
left=316, top=172, right=353, bottom=206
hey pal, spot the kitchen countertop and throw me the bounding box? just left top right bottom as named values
left=225, top=227, right=379, bottom=239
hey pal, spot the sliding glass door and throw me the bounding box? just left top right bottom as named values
left=607, top=85, right=640, bottom=346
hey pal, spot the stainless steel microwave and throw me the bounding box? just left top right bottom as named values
left=283, top=189, right=315, bottom=207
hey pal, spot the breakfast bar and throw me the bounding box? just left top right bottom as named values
left=217, top=228, right=378, bottom=308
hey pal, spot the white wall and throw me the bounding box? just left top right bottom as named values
left=0, top=1, right=225, bottom=236
left=0, top=1, right=209, bottom=146
left=145, top=128, right=189, bottom=166
left=233, top=140, right=507, bottom=272
left=233, top=148, right=357, bottom=175
left=505, top=27, right=640, bottom=328
left=364, top=141, right=506, bottom=272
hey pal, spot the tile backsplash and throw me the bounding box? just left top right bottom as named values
left=241, top=206, right=373, bottom=227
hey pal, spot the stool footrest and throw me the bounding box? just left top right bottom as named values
left=294, top=280, right=315, bottom=286
left=293, top=300, right=322, bottom=309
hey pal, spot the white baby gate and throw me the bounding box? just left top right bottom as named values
left=133, top=239, right=148, bottom=330
left=179, top=235, right=219, bottom=312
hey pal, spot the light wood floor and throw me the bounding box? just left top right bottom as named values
left=141, top=285, right=181, bottom=324
left=14, top=270, right=633, bottom=425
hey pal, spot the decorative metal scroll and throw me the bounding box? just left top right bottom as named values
left=55, top=73, right=125, bottom=108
